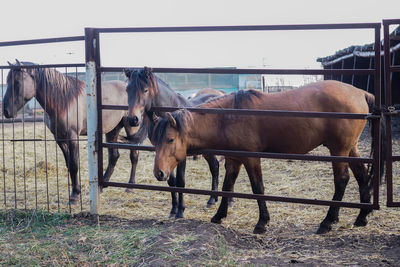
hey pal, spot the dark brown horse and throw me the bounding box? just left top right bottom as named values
left=3, top=60, right=145, bottom=204
left=124, top=67, right=224, bottom=218
left=151, top=80, right=379, bottom=234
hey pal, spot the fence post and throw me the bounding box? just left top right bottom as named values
left=85, top=28, right=99, bottom=214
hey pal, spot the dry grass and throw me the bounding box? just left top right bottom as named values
left=1, top=122, right=400, bottom=235
left=1, top=121, right=400, bottom=265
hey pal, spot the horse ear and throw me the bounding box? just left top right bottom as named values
left=152, top=114, right=161, bottom=123
left=124, top=69, right=132, bottom=78
left=166, top=112, right=177, bottom=129
left=15, top=59, right=21, bottom=66
left=144, top=67, right=153, bottom=78
left=7, top=61, right=13, bottom=66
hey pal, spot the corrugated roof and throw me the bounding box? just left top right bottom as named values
left=317, top=26, right=400, bottom=66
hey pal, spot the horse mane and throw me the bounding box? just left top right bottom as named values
left=18, top=63, right=85, bottom=115
left=151, top=89, right=264, bottom=145
left=201, top=89, right=264, bottom=109
left=151, top=109, right=192, bottom=146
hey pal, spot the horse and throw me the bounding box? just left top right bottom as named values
left=124, top=67, right=226, bottom=218
left=3, top=60, right=146, bottom=204
left=151, top=80, right=381, bottom=234
left=187, top=88, right=225, bottom=100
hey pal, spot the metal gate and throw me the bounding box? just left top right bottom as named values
left=85, top=23, right=383, bottom=214
left=383, top=19, right=400, bottom=207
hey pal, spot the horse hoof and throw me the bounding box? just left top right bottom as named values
left=211, top=216, right=222, bottom=224
left=253, top=225, right=266, bottom=234
left=67, top=198, right=78, bottom=205
left=125, top=188, right=134, bottom=193
left=207, top=199, right=216, bottom=208
left=316, top=224, right=332, bottom=234
left=175, top=213, right=184, bottom=219
left=332, top=218, right=339, bottom=224
left=354, top=217, right=368, bottom=227
left=206, top=203, right=216, bottom=209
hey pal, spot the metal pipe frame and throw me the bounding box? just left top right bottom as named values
left=89, top=22, right=383, bottom=211
left=383, top=19, right=400, bottom=207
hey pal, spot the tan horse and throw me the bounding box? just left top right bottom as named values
left=188, top=88, right=225, bottom=99
left=151, top=80, right=378, bottom=234
left=3, top=61, right=144, bottom=204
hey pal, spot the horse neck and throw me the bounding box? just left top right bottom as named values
left=153, top=78, right=190, bottom=108
left=33, top=68, right=82, bottom=118
left=186, top=94, right=236, bottom=150
left=185, top=112, right=220, bottom=150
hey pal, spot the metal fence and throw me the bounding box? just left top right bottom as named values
left=3, top=22, right=399, bottom=215
left=0, top=36, right=87, bottom=213
left=86, top=23, right=383, bottom=214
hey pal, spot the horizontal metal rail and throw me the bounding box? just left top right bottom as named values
left=8, top=138, right=87, bottom=142
left=101, top=181, right=376, bottom=209
left=0, top=63, right=85, bottom=69
left=95, top=23, right=380, bottom=34
left=102, top=105, right=376, bottom=120
left=100, top=66, right=375, bottom=75
left=390, top=66, right=400, bottom=72
left=102, top=143, right=373, bottom=164
left=0, top=36, right=84, bottom=47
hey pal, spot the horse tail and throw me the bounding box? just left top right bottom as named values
left=365, top=93, right=386, bottom=192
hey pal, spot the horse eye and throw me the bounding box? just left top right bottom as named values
left=167, top=138, right=174, bottom=144
left=144, top=89, right=149, bottom=93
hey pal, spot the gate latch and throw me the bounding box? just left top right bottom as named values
left=386, top=106, right=400, bottom=116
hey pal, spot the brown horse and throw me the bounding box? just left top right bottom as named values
left=151, top=80, right=378, bottom=234
left=3, top=61, right=145, bottom=204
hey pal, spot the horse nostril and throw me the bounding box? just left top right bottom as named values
left=128, top=116, right=139, bottom=127
left=133, top=116, right=139, bottom=125
left=3, top=108, right=9, bottom=118
left=158, top=170, right=164, bottom=180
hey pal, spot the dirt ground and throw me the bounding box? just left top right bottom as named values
left=73, top=211, right=400, bottom=266
left=1, top=122, right=400, bottom=266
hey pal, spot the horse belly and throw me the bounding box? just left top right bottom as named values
left=259, top=117, right=325, bottom=154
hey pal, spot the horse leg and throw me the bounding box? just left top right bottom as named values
left=175, top=159, right=186, bottom=218
left=243, top=157, right=270, bottom=234
left=102, top=122, right=123, bottom=191
left=348, top=147, right=373, bottom=227
left=317, top=154, right=350, bottom=234
left=57, top=140, right=80, bottom=205
left=167, top=172, right=178, bottom=218
left=211, top=158, right=242, bottom=224
left=125, top=149, right=139, bottom=193
left=203, top=154, right=221, bottom=208
left=68, top=139, right=81, bottom=205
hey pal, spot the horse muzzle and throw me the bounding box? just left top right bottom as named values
left=155, top=170, right=169, bottom=181
left=3, top=107, right=16, bottom=119
left=127, top=115, right=139, bottom=127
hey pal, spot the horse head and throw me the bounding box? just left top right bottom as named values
left=125, top=67, right=158, bottom=127
left=152, top=110, right=191, bottom=181
left=3, top=60, right=37, bottom=118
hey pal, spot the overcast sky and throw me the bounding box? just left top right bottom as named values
left=1, top=0, right=399, bottom=74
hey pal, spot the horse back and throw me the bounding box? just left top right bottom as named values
left=232, top=81, right=371, bottom=153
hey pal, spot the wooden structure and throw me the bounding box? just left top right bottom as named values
left=317, top=26, right=400, bottom=105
